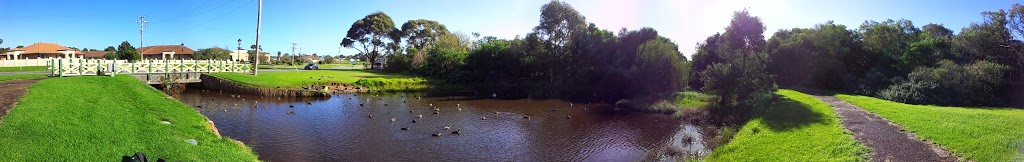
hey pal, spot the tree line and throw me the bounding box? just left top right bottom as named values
left=343, top=1, right=690, bottom=105
left=342, top=1, right=1024, bottom=120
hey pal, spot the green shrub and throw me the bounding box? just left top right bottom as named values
left=879, top=60, right=1008, bottom=106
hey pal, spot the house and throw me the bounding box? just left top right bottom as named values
left=298, top=55, right=320, bottom=63
left=139, top=45, right=195, bottom=60
left=229, top=49, right=249, bottom=62
left=82, top=51, right=110, bottom=59
left=2, top=42, right=80, bottom=60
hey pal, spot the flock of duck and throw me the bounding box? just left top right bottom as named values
left=198, top=91, right=580, bottom=138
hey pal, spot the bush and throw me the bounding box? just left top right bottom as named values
left=879, top=60, right=1009, bottom=106
left=353, top=78, right=429, bottom=91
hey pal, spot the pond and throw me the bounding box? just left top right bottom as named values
left=176, top=90, right=716, bottom=161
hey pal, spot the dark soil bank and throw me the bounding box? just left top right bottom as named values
left=199, top=74, right=329, bottom=97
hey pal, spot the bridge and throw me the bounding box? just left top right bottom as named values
left=47, top=58, right=252, bottom=84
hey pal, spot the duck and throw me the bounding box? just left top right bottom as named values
left=451, top=130, right=461, bottom=134
left=523, top=116, right=530, bottom=119
left=196, top=105, right=203, bottom=108
left=360, top=103, right=364, bottom=106
left=552, top=109, right=557, bottom=111
left=429, top=103, right=433, bottom=107
left=416, top=114, right=423, bottom=118
left=391, top=118, right=397, bottom=122
left=384, top=104, right=389, bottom=106
left=433, top=111, right=439, bottom=114
left=409, top=110, right=414, bottom=113
left=412, top=119, right=418, bottom=123
left=443, top=126, right=450, bottom=130
left=566, top=115, right=572, bottom=119
left=289, top=105, right=295, bottom=108
left=400, top=127, right=409, bottom=130
left=432, top=132, right=442, bottom=137
left=481, top=117, right=487, bottom=120
left=456, top=104, right=461, bottom=107
left=368, top=114, right=373, bottom=118
left=287, top=111, right=295, bottom=114
left=306, top=102, right=312, bottom=105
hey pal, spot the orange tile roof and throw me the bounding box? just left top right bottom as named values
left=139, top=45, right=195, bottom=55
left=82, top=51, right=110, bottom=58
left=10, top=42, right=79, bottom=54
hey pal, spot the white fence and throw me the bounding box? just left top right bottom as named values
left=48, top=58, right=252, bottom=77
left=0, top=58, right=50, bottom=67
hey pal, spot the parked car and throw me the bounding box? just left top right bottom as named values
left=372, top=62, right=383, bottom=69
left=303, top=63, right=319, bottom=70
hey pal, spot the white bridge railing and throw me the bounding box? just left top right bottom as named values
left=48, top=58, right=252, bottom=77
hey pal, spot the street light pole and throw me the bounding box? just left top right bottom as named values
left=237, top=39, right=241, bottom=61
left=253, top=0, right=262, bottom=75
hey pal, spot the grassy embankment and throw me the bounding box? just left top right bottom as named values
left=209, top=69, right=431, bottom=91
left=258, top=63, right=366, bottom=69
left=837, top=94, right=1024, bottom=161
left=0, top=76, right=259, bottom=161
left=0, top=74, right=47, bottom=82
left=621, top=91, right=711, bottom=117
left=0, top=66, right=48, bottom=72
left=707, top=89, right=869, bottom=161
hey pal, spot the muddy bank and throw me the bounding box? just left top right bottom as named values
left=0, top=78, right=42, bottom=125
left=199, top=74, right=331, bottom=97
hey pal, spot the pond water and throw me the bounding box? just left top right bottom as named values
left=176, top=90, right=714, bottom=161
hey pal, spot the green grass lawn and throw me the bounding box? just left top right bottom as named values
left=258, top=63, right=365, bottom=69
left=0, top=76, right=258, bottom=161
left=0, top=74, right=47, bottom=82
left=675, top=91, right=711, bottom=108
left=0, top=66, right=48, bottom=72
left=209, top=69, right=429, bottom=91
left=707, top=89, right=869, bottom=161
left=837, top=94, right=1024, bottom=161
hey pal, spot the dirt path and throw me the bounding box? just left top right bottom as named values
left=0, top=79, right=41, bottom=125
left=812, top=95, right=957, bottom=162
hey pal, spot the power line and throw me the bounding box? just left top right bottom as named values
left=149, top=0, right=258, bottom=34
left=149, top=0, right=240, bottom=24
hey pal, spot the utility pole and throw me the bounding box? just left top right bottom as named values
left=291, top=43, right=297, bottom=65
left=137, top=16, right=148, bottom=61
left=252, top=0, right=262, bottom=75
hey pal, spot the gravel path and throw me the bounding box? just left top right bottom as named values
left=0, top=79, right=41, bottom=125
left=813, top=95, right=957, bottom=162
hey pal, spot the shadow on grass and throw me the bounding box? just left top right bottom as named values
left=758, top=97, right=826, bottom=132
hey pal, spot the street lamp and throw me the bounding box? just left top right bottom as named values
left=180, top=43, right=184, bottom=60
left=237, top=39, right=242, bottom=62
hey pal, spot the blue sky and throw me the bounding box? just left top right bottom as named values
left=0, top=0, right=1019, bottom=58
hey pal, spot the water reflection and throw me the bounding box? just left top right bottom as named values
left=176, top=90, right=713, bottom=161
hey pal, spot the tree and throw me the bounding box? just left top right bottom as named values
left=922, top=23, right=954, bottom=38
left=194, top=48, right=231, bottom=60
left=401, top=19, right=450, bottom=50
left=342, top=12, right=398, bottom=69
left=116, top=41, right=140, bottom=61
left=1004, top=3, right=1024, bottom=71
left=690, top=33, right=723, bottom=89
left=766, top=21, right=866, bottom=90
left=535, top=0, right=587, bottom=87
left=103, top=51, right=117, bottom=60
left=952, top=10, right=1011, bottom=65
left=16, top=45, right=24, bottom=48
left=699, top=9, right=775, bottom=119
left=104, top=46, right=116, bottom=51
left=857, top=19, right=921, bottom=93
left=630, top=37, right=689, bottom=96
